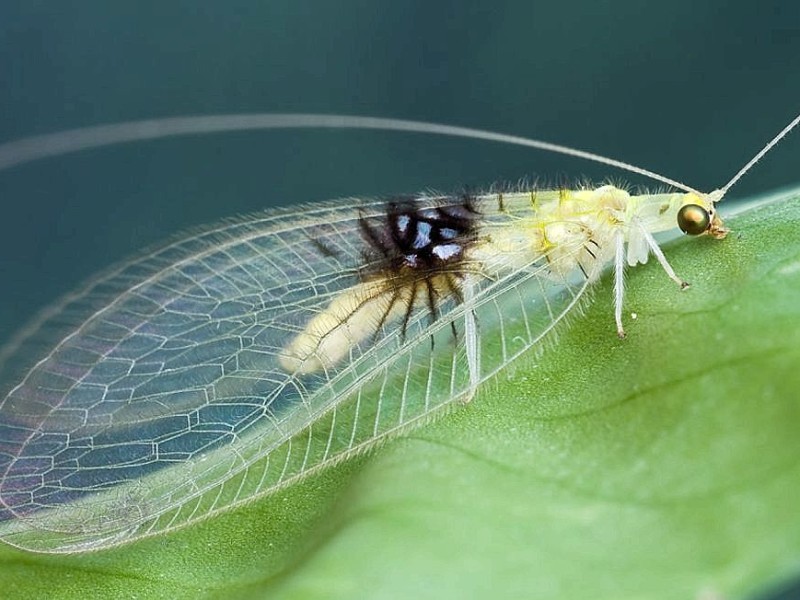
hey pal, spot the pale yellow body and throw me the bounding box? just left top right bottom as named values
left=280, top=185, right=724, bottom=374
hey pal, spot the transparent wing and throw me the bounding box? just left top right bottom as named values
left=0, top=195, right=591, bottom=552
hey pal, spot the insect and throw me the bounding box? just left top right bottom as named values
left=0, top=112, right=797, bottom=553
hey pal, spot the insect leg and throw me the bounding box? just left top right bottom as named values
left=614, top=230, right=626, bottom=338
left=638, top=224, right=690, bottom=289
left=462, top=276, right=480, bottom=403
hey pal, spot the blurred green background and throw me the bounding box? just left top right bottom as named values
left=0, top=2, right=798, bottom=597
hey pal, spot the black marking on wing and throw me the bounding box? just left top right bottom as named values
left=359, top=195, right=479, bottom=275
left=357, top=194, right=481, bottom=334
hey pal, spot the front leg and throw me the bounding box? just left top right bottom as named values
left=638, top=224, right=690, bottom=289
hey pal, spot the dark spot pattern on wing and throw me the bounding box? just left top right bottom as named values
left=359, top=195, right=480, bottom=278
left=355, top=195, right=481, bottom=331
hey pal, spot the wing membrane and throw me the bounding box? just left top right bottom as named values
left=0, top=194, right=590, bottom=552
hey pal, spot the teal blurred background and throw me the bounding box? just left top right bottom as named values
left=1, top=1, right=799, bottom=344
left=0, top=2, right=798, bottom=597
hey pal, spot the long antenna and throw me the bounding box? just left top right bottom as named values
left=0, top=114, right=701, bottom=194
left=717, top=112, right=800, bottom=198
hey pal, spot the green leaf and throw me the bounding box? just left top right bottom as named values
left=2, top=189, right=799, bottom=600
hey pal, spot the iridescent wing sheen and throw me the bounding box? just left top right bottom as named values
left=0, top=194, right=590, bottom=552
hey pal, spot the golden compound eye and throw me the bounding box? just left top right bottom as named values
left=677, top=204, right=711, bottom=235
